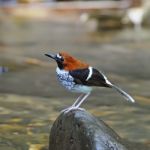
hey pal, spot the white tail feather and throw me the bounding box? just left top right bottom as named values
left=109, top=84, right=135, bottom=103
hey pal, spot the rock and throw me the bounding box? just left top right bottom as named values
left=49, top=109, right=128, bottom=150
left=88, top=12, right=124, bottom=31
left=143, top=0, right=150, bottom=26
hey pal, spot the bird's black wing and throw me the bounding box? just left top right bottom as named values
left=69, top=68, right=110, bottom=87
left=69, top=68, right=89, bottom=85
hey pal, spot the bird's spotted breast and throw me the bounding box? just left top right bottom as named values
left=56, top=67, right=75, bottom=91
left=56, top=67, right=92, bottom=93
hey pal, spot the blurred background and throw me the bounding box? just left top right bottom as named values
left=0, top=0, right=150, bottom=149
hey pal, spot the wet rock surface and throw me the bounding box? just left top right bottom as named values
left=49, top=109, right=127, bottom=150
left=50, top=110, right=149, bottom=150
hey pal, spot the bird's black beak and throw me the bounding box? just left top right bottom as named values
left=45, top=53, right=64, bottom=68
left=45, top=53, right=56, bottom=60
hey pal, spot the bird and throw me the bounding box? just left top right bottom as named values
left=45, top=51, right=135, bottom=112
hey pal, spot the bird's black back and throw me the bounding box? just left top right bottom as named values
left=69, top=68, right=110, bottom=88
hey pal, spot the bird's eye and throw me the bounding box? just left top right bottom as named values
left=57, top=54, right=64, bottom=61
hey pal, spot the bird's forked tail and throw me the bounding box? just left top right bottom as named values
left=109, top=84, right=135, bottom=103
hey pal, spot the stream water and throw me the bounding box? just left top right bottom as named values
left=0, top=10, right=150, bottom=150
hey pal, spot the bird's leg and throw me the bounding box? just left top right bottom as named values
left=74, top=92, right=91, bottom=108
left=61, top=94, right=85, bottom=113
left=72, top=93, right=85, bottom=107
left=64, top=93, right=90, bottom=113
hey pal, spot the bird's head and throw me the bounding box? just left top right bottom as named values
left=45, top=51, right=89, bottom=71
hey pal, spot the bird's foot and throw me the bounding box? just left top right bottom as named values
left=64, top=107, right=85, bottom=114
left=61, top=106, right=85, bottom=114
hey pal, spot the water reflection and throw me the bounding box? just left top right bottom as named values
left=0, top=10, right=150, bottom=149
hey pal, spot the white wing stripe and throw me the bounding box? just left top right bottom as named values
left=86, top=66, right=93, bottom=81
left=100, top=71, right=112, bottom=85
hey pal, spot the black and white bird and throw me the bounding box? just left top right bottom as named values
left=45, top=51, right=135, bottom=112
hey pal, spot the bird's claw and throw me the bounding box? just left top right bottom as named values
left=61, top=106, right=85, bottom=114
